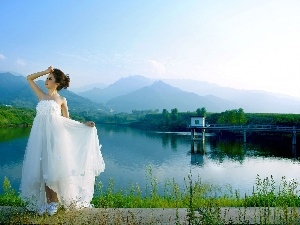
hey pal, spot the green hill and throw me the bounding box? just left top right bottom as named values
left=0, top=72, right=109, bottom=113
left=0, top=105, right=35, bottom=127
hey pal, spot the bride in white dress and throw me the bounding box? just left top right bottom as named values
left=20, top=66, right=105, bottom=215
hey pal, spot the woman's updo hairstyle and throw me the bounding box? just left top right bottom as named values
left=52, top=68, right=70, bottom=91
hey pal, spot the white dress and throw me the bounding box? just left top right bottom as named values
left=20, top=100, right=105, bottom=211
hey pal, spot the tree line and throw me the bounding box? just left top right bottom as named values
left=0, top=106, right=35, bottom=127
left=129, top=108, right=300, bottom=131
left=1, top=105, right=300, bottom=131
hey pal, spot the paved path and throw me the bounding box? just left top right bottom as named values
left=1, top=206, right=300, bottom=224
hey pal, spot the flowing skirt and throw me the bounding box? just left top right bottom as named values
left=20, top=113, right=105, bottom=211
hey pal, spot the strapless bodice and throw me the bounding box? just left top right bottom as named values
left=36, top=100, right=61, bottom=116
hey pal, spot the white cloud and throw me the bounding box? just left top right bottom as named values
left=16, top=58, right=26, bottom=66
left=147, top=59, right=167, bottom=75
left=0, top=54, right=6, bottom=60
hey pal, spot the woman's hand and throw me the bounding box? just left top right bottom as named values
left=46, top=66, right=54, bottom=74
left=27, top=66, right=55, bottom=99
left=85, top=121, right=95, bottom=127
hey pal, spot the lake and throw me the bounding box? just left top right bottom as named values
left=1, top=125, right=300, bottom=196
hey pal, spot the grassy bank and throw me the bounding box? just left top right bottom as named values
left=1, top=172, right=300, bottom=208
left=91, top=174, right=300, bottom=209
left=1, top=170, right=300, bottom=224
left=2, top=172, right=300, bottom=209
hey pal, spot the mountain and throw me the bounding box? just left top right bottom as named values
left=163, top=79, right=300, bottom=113
left=0, top=70, right=24, bottom=76
left=223, top=90, right=300, bottom=113
left=0, top=73, right=109, bottom=113
left=0, top=72, right=28, bottom=101
left=69, top=83, right=107, bottom=94
left=74, top=75, right=300, bottom=113
left=107, top=81, right=239, bottom=113
left=79, top=75, right=154, bottom=103
left=7, top=72, right=298, bottom=114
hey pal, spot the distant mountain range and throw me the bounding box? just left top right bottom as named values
left=162, top=79, right=300, bottom=113
left=79, top=75, right=154, bottom=103
left=79, top=75, right=300, bottom=113
left=69, top=83, right=107, bottom=94
left=106, top=80, right=239, bottom=112
left=0, top=72, right=109, bottom=113
left=1, top=72, right=300, bottom=113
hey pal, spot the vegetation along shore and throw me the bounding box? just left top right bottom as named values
left=1, top=169, right=300, bottom=224
left=2, top=105, right=300, bottom=132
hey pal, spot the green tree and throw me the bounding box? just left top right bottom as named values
left=171, top=108, right=178, bottom=120
left=196, top=107, right=207, bottom=117
left=217, top=108, right=247, bottom=125
left=162, top=109, right=169, bottom=115
left=236, top=108, right=247, bottom=125
left=162, top=109, right=170, bottom=128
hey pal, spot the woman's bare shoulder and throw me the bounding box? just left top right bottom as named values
left=59, top=96, right=68, bottom=105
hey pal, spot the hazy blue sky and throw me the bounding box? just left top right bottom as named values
left=1, top=0, right=300, bottom=97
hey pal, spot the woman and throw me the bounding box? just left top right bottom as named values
left=20, top=66, right=105, bottom=215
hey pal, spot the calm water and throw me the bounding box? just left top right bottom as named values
left=1, top=125, right=300, bottom=196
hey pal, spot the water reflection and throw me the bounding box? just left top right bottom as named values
left=1, top=125, right=300, bottom=196
left=292, top=145, right=297, bottom=158
left=0, top=127, right=30, bottom=143
left=0, top=128, right=30, bottom=192
left=190, top=141, right=205, bottom=166
left=209, top=139, right=246, bottom=163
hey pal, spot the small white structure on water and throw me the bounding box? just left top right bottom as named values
left=190, top=116, right=205, bottom=127
left=190, top=116, right=206, bottom=141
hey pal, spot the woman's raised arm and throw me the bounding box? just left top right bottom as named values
left=27, top=66, right=53, bottom=99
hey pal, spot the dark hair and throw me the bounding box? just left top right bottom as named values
left=52, top=68, right=70, bottom=91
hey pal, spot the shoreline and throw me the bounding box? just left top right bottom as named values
left=1, top=206, right=300, bottom=224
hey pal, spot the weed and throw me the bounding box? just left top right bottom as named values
left=1, top=172, right=300, bottom=224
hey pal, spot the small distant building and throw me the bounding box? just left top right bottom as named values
left=190, top=116, right=205, bottom=127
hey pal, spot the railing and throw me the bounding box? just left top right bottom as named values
left=189, top=124, right=300, bottom=132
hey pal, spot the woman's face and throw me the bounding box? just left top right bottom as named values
left=45, top=73, right=59, bottom=89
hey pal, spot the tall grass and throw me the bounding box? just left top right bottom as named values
left=244, top=175, right=300, bottom=207
left=1, top=171, right=300, bottom=208
left=0, top=177, right=23, bottom=207
left=1, top=170, right=300, bottom=224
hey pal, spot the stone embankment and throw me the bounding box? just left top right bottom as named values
left=1, top=206, right=300, bottom=224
